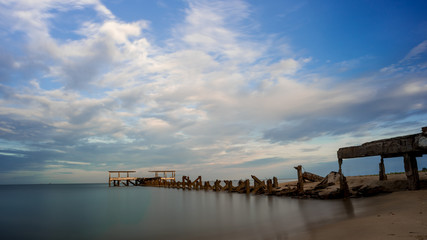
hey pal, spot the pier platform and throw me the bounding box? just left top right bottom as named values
left=108, top=171, right=137, bottom=187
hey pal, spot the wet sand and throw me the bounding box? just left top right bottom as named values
left=296, top=189, right=427, bottom=240
left=285, top=172, right=427, bottom=240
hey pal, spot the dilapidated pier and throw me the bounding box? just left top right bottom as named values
left=108, top=171, right=137, bottom=187
left=108, top=170, right=292, bottom=195
left=337, top=127, right=427, bottom=190
left=138, top=174, right=286, bottom=195
left=109, top=127, right=427, bottom=198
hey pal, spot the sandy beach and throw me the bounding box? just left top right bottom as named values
left=296, top=190, right=427, bottom=240
left=279, top=171, right=427, bottom=195
left=284, top=172, right=427, bottom=240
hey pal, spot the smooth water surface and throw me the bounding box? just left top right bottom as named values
left=0, top=184, right=362, bottom=240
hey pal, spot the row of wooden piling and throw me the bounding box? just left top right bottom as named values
left=138, top=175, right=287, bottom=195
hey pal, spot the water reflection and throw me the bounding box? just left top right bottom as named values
left=140, top=188, right=358, bottom=240
left=0, top=184, right=360, bottom=240
left=295, top=198, right=355, bottom=239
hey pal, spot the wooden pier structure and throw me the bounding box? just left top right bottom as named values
left=148, top=170, right=176, bottom=182
left=136, top=175, right=283, bottom=195
left=107, top=170, right=287, bottom=195
left=108, top=171, right=137, bottom=187
left=337, top=127, right=427, bottom=190
left=107, top=126, right=426, bottom=198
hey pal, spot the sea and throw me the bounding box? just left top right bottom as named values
left=0, top=183, right=366, bottom=240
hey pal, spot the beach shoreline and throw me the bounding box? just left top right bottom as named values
left=278, top=171, right=427, bottom=199
left=278, top=172, right=427, bottom=240
left=294, top=189, right=427, bottom=240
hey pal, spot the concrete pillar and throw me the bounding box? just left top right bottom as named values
left=294, top=165, right=304, bottom=194
left=403, top=153, right=420, bottom=190
left=379, top=157, right=387, bottom=181
left=273, top=177, right=278, bottom=188
left=338, top=158, right=350, bottom=197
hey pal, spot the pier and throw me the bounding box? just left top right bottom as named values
left=108, top=171, right=137, bottom=187
left=108, top=170, right=287, bottom=195
left=337, top=127, right=427, bottom=190
left=108, top=126, right=427, bottom=198
left=136, top=175, right=283, bottom=195
left=148, top=170, right=176, bottom=182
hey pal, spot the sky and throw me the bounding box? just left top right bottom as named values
left=0, top=0, right=426, bottom=184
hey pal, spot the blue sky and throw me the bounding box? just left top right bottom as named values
left=0, top=0, right=426, bottom=184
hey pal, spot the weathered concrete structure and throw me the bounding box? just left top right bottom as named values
left=337, top=127, right=427, bottom=190
left=294, top=165, right=304, bottom=194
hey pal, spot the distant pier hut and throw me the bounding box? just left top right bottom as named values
left=108, top=171, right=137, bottom=187
left=149, top=170, right=176, bottom=182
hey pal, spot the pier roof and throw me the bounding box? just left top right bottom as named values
left=149, top=170, right=176, bottom=172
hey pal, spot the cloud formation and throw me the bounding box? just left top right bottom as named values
left=0, top=0, right=426, bottom=183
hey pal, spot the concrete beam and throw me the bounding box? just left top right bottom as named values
left=337, top=128, right=427, bottom=159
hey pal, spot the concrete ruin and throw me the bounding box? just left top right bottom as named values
left=337, top=127, right=427, bottom=190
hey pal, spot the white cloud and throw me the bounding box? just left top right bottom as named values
left=402, top=40, right=427, bottom=62
left=381, top=40, right=427, bottom=73
left=0, top=0, right=426, bottom=183
left=55, top=160, right=91, bottom=165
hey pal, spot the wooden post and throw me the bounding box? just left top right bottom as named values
left=109, top=172, right=111, bottom=187
left=228, top=181, right=233, bottom=192
left=294, top=165, right=304, bottom=194
left=191, top=176, right=202, bottom=190
left=235, top=180, right=245, bottom=193
left=379, top=157, right=387, bottom=181
left=403, top=153, right=420, bottom=190
left=267, top=179, right=272, bottom=194
left=273, top=177, right=278, bottom=188
left=208, top=181, right=212, bottom=190
left=187, top=178, right=192, bottom=190
left=245, top=179, right=250, bottom=194
left=251, top=175, right=266, bottom=194
left=214, top=180, right=219, bottom=191
left=182, top=176, right=186, bottom=190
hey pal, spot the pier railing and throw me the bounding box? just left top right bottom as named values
left=108, top=171, right=137, bottom=187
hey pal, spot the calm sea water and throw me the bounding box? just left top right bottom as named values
left=0, top=184, right=363, bottom=240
